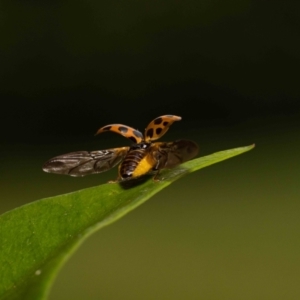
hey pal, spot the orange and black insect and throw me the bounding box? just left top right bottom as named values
left=43, top=115, right=198, bottom=182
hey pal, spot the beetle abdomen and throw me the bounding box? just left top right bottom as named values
left=119, top=148, right=148, bottom=179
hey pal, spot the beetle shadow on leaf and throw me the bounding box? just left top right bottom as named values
left=118, top=174, right=154, bottom=189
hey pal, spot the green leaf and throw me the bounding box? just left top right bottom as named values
left=0, top=144, right=254, bottom=300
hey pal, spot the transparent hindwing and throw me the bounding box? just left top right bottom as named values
left=154, top=140, right=199, bottom=169
left=43, top=147, right=130, bottom=177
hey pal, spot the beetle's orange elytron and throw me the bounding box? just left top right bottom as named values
left=43, top=115, right=199, bottom=182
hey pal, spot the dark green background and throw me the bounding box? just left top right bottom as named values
left=1, top=1, right=300, bottom=299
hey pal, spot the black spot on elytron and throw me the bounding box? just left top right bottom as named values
left=146, top=128, right=154, bottom=138
left=133, top=130, right=143, bottom=139
left=129, top=136, right=137, bottom=143
left=103, top=126, right=112, bottom=131
left=118, top=126, right=128, bottom=133
left=154, top=117, right=163, bottom=125
left=163, top=121, right=169, bottom=126
left=156, top=128, right=163, bottom=135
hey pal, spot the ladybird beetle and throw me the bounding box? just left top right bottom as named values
left=43, top=115, right=198, bottom=182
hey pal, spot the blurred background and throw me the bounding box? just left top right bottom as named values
left=1, top=0, right=300, bottom=299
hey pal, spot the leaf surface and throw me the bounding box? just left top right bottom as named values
left=0, top=144, right=254, bottom=300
